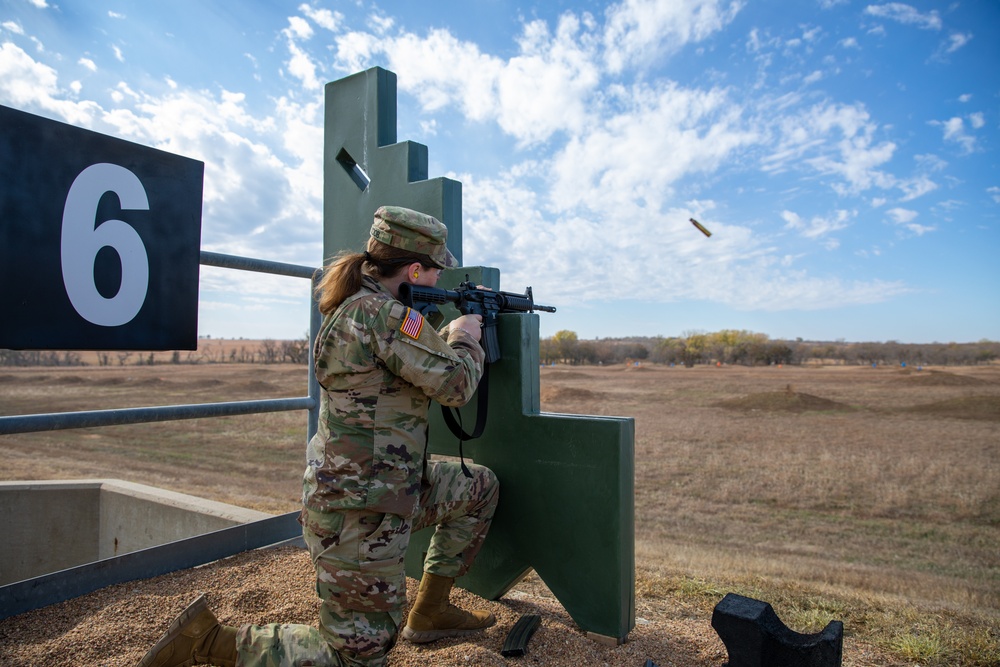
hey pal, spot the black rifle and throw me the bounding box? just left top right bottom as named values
left=398, top=279, right=555, bottom=364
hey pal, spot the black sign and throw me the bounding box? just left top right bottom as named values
left=0, top=105, right=203, bottom=350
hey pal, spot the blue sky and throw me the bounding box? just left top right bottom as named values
left=2, top=0, right=998, bottom=344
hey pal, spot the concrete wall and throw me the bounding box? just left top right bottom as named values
left=1, top=483, right=101, bottom=584
left=0, top=480, right=272, bottom=586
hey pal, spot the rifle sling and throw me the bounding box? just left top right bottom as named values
left=441, top=364, right=491, bottom=478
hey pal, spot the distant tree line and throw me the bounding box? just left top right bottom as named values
left=0, top=337, right=310, bottom=367
left=5, top=330, right=997, bottom=368
left=0, top=350, right=88, bottom=367
left=539, top=329, right=1000, bottom=367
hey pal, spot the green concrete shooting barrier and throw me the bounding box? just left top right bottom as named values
left=324, top=67, right=635, bottom=642
left=324, top=67, right=462, bottom=265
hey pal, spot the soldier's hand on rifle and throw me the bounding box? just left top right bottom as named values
left=452, top=314, right=483, bottom=342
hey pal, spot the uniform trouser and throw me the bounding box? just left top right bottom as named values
left=235, top=460, right=499, bottom=667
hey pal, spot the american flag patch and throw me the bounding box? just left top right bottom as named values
left=400, top=307, right=424, bottom=339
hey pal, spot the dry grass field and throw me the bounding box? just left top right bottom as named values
left=1, top=356, right=997, bottom=665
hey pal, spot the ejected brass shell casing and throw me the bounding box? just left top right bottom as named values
left=690, top=218, right=712, bottom=237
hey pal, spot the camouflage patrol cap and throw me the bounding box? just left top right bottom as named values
left=370, top=206, right=457, bottom=269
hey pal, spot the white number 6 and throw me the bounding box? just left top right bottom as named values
left=61, top=163, right=150, bottom=326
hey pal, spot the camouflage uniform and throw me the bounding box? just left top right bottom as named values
left=236, top=209, right=497, bottom=667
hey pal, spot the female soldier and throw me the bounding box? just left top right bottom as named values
left=139, top=206, right=500, bottom=667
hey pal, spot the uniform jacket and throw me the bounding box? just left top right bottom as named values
left=302, top=275, right=485, bottom=523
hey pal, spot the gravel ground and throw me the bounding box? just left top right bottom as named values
left=0, top=546, right=889, bottom=667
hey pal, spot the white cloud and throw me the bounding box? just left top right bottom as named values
left=746, top=27, right=775, bottom=54
left=335, top=16, right=601, bottom=147
left=419, top=119, right=437, bottom=136
left=886, top=207, right=934, bottom=235
left=936, top=116, right=976, bottom=154
left=284, top=40, right=321, bottom=89
left=716, top=271, right=909, bottom=311
left=457, top=156, right=883, bottom=316
left=364, top=28, right=502, bottom=120
left=285, top=16, right=313, bottom=41
left=333, top=30, right=380, bottom=74
left=764, top=101, right=897, bottom=195
left=78, top=57, right=96, bottom=72
left=281, top=17, right=322, bottom=90
left=781, top=209, right=854, bottom=238
left=368, top=13, right=394, bottom=34
left=602, top=0, right=744, bottom=72
left=3, top=20, right=25, bottom=35
left=112, top=45, right=124, bottom=63
left=896, top=174, right=938, bottom=201
left=105, top=87, right=321, bottom=269
left=903, top=223, right=934, bottom=235
left=969, top=112, right=985, bottom=129
left=988, top=187, right=1000, bottom=204
left=108, top=11, right=125, bottom=20
left=0, top=42, right=100, bottom=125
left=855, top=247, right=883, bottom=259
left=914, top=153, right=947, bottom=172
left=299, top=4, right=342, bottom=32
left=494, top=16, right=601, bottom=144
left=943, top=32, right=972, bottom=54
left=864, top=3, right=942, bottom=30
left=457, top=168, right=906, bottom=311
left=548, top=82, right=758, bottom=214
left=113, top=80, right=139, bottom=101
left=27, top=0, right=48, bottom=8
left=886, top=207, right=916, bottom=224
left=459, top=168, right=551, bottom=277
left=838, top=37, right=859, bottom=49
left=931, top=32, right=973, bottom=61
left=460, top=163, right=865, bottom=313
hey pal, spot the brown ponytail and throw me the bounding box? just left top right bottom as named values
left=315, top=238, right=436, bottom=314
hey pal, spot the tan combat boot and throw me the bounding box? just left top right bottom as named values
left=401, top=572, right=495, bottom=643
left=137, top=594, right=239, bottom=667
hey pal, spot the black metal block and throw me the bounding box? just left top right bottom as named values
left=711, top=593, right=843, bottom=667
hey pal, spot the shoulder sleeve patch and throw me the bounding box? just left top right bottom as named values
left=399, top=307, right=425, bottom=340
left=386, top=301, right=407, bottom=324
